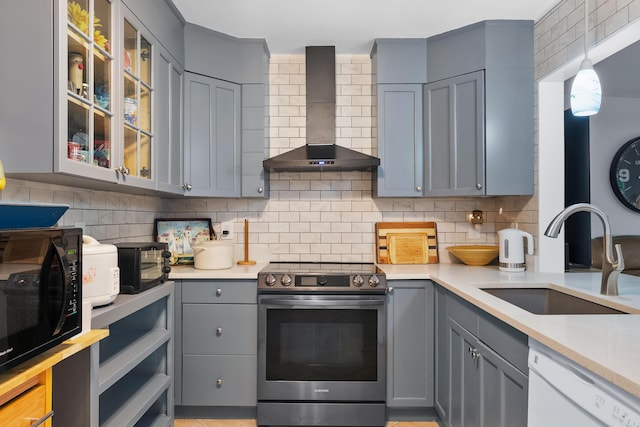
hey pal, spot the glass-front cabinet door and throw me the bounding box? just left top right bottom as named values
left=121, top=16, right=154, bottom=186
left=63, top=0, right=116, bottom=182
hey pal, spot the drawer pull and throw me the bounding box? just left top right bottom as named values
left=216, top=288, right=222, bottom=297
left=216, top=327, right=222, bottom=335
left=216, top=378, right=223, bottom=386
left=30, top=410, right=54, bottom=427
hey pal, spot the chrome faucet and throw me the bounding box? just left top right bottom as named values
left=544, top=203, right=624, bottom=296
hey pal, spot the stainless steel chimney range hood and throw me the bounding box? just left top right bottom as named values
left=263, top=46, right=380, bottom=172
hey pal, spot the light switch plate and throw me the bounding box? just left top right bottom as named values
left=220, top=220, right=234, bottom=240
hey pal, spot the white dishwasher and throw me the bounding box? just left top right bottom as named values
left=528, top=340, right=640, bottom=427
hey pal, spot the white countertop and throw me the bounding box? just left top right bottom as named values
left=169, top=262, right=268, bottom=279
left=168, top=261, right=640, bottom=398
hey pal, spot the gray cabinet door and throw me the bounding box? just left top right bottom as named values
left=439, top=286, right=529, bottom=427
left=424, top=71, right=485, bottom=196
left=476, top=339, right=528, bottom=427
left=448, top=318, right=481, bottom=427
left=156, top=49, right=184, bottom=194
left=386, top=281, right=434, bottom=407
left=183, top=72, right=241, bottom=197
left=375, top=84, right=424, bottom=197
left=434, top=285, right=450, bottom=421
left=241, top=83, right=269, bottom=197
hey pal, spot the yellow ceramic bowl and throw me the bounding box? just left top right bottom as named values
left=446, top=245, right=499, bottom=266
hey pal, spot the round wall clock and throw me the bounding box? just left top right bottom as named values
left=610, top=136, right=640, bottom=213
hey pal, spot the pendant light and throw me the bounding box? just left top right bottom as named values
left=570, top=0, right=602, bottom=116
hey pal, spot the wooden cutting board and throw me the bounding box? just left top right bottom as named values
left=388, top=233, right=428, bottom=264
left=376, top=222, right=439, bottom=264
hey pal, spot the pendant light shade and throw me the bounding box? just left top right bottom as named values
left=570, top=58, right=602, bottom=116
left=570, top=0, right=601, bottom=117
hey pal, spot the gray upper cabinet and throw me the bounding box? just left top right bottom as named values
left=371, top=39, right=427, bottom=197
left=156, top=48, right=184, bottom=194
left=425, top=20, right=534, bottom=196
left=0, top=0, right=187, bottom=195
left=371, top=39, right=427, bottom=84
left=183, top=72, right=241, bottom=197
left=375, top=85, right=424, bottom=197
left=424, top=71, right=484, bottom=196
left=184, top=23, right=270, bottom=198
left=242, top=84, right=270, bottom=197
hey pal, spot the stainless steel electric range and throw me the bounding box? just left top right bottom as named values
left=257, top=262, right=387, bottom=427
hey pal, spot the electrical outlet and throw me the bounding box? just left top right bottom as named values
left=220, top=220, right=234, bottom=240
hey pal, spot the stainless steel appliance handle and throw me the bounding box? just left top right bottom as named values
left=262, top=298, right=385, bottom=308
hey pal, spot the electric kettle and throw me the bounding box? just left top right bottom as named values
left=498, top=228, right=534, bottom=272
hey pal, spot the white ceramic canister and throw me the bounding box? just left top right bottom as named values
left=82, top=235, right=120, bottom=307
left=193, top=240, right=234, bottom=270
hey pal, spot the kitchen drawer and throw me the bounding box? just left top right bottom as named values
left=478, top=313, right=528, bottom=374
left=182, top=281, right=257, bottom=304
left=447, top=291, right=480, bottom=336
left=183, top=304, right=257, bottom=354
left=182, top=355, right=257, bottom=406
left=0, top=384, right=48, bottom=427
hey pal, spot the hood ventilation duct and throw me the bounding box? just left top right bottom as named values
left=263, top=46, right=380, bottom=172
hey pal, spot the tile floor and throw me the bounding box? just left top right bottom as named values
left=174, top=421, right=439, bottom=427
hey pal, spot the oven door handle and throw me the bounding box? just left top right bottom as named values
left=262, top=298, right=385, bottom=308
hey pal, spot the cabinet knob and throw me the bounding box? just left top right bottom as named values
left=258, top=187, right=264, bottom=193
left=216, top=327, right=222, bottom=335
left=476, top=183, right=483, bottom=190
left=416, top=186, right=422, bottom=192
left=183, top=183, right=193, bottom=191
left=387, top=287, right=394, bottom=293
left=216, top=288, right=222, bottom=297
left=216, top=378, right=223, bottom=386
left=117, top=166, right=130, bottom=175
left=468, top=347, right=481, bottom=360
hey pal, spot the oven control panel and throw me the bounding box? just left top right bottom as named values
left=258, top=272, right=386, bottom=291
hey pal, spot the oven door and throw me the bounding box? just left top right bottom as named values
left=258, top=293, right=386, bottom=402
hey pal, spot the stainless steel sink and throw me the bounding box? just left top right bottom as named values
left=481, top=287, right=628, bottom=315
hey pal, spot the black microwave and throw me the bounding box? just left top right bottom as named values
left=115, top=242, right=171, bottom=294
left=0, top=227, right=82, bottom=372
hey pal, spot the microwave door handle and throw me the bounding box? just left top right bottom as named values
left=41, top=243, right=70, bottom=335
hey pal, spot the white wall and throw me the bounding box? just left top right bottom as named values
left=589, top=96, right=640, bottom=237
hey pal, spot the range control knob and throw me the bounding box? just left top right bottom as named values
left=264, top=274, right=277, bottom=287
left=281, top=274, right=293, bottom=287
left=368, top=275, right=380, bottom=287
left=353, top=274, right=364, bottom=287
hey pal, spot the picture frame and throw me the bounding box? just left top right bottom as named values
left=154, top=218, right=214, bottom=265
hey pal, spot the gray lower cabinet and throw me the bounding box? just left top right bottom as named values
left=179, top=280, right=257, bottom=408
left=423, top=71, right=484, bottom=196
left=183, top=72, right=242, bottom=197
left=90, top=282, right=175, bottom=427
left=374, top=84, right=424, bottom=197
left=435, top=285, right=528, bottom=427
left=386, top=280, right=434, bottom=408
